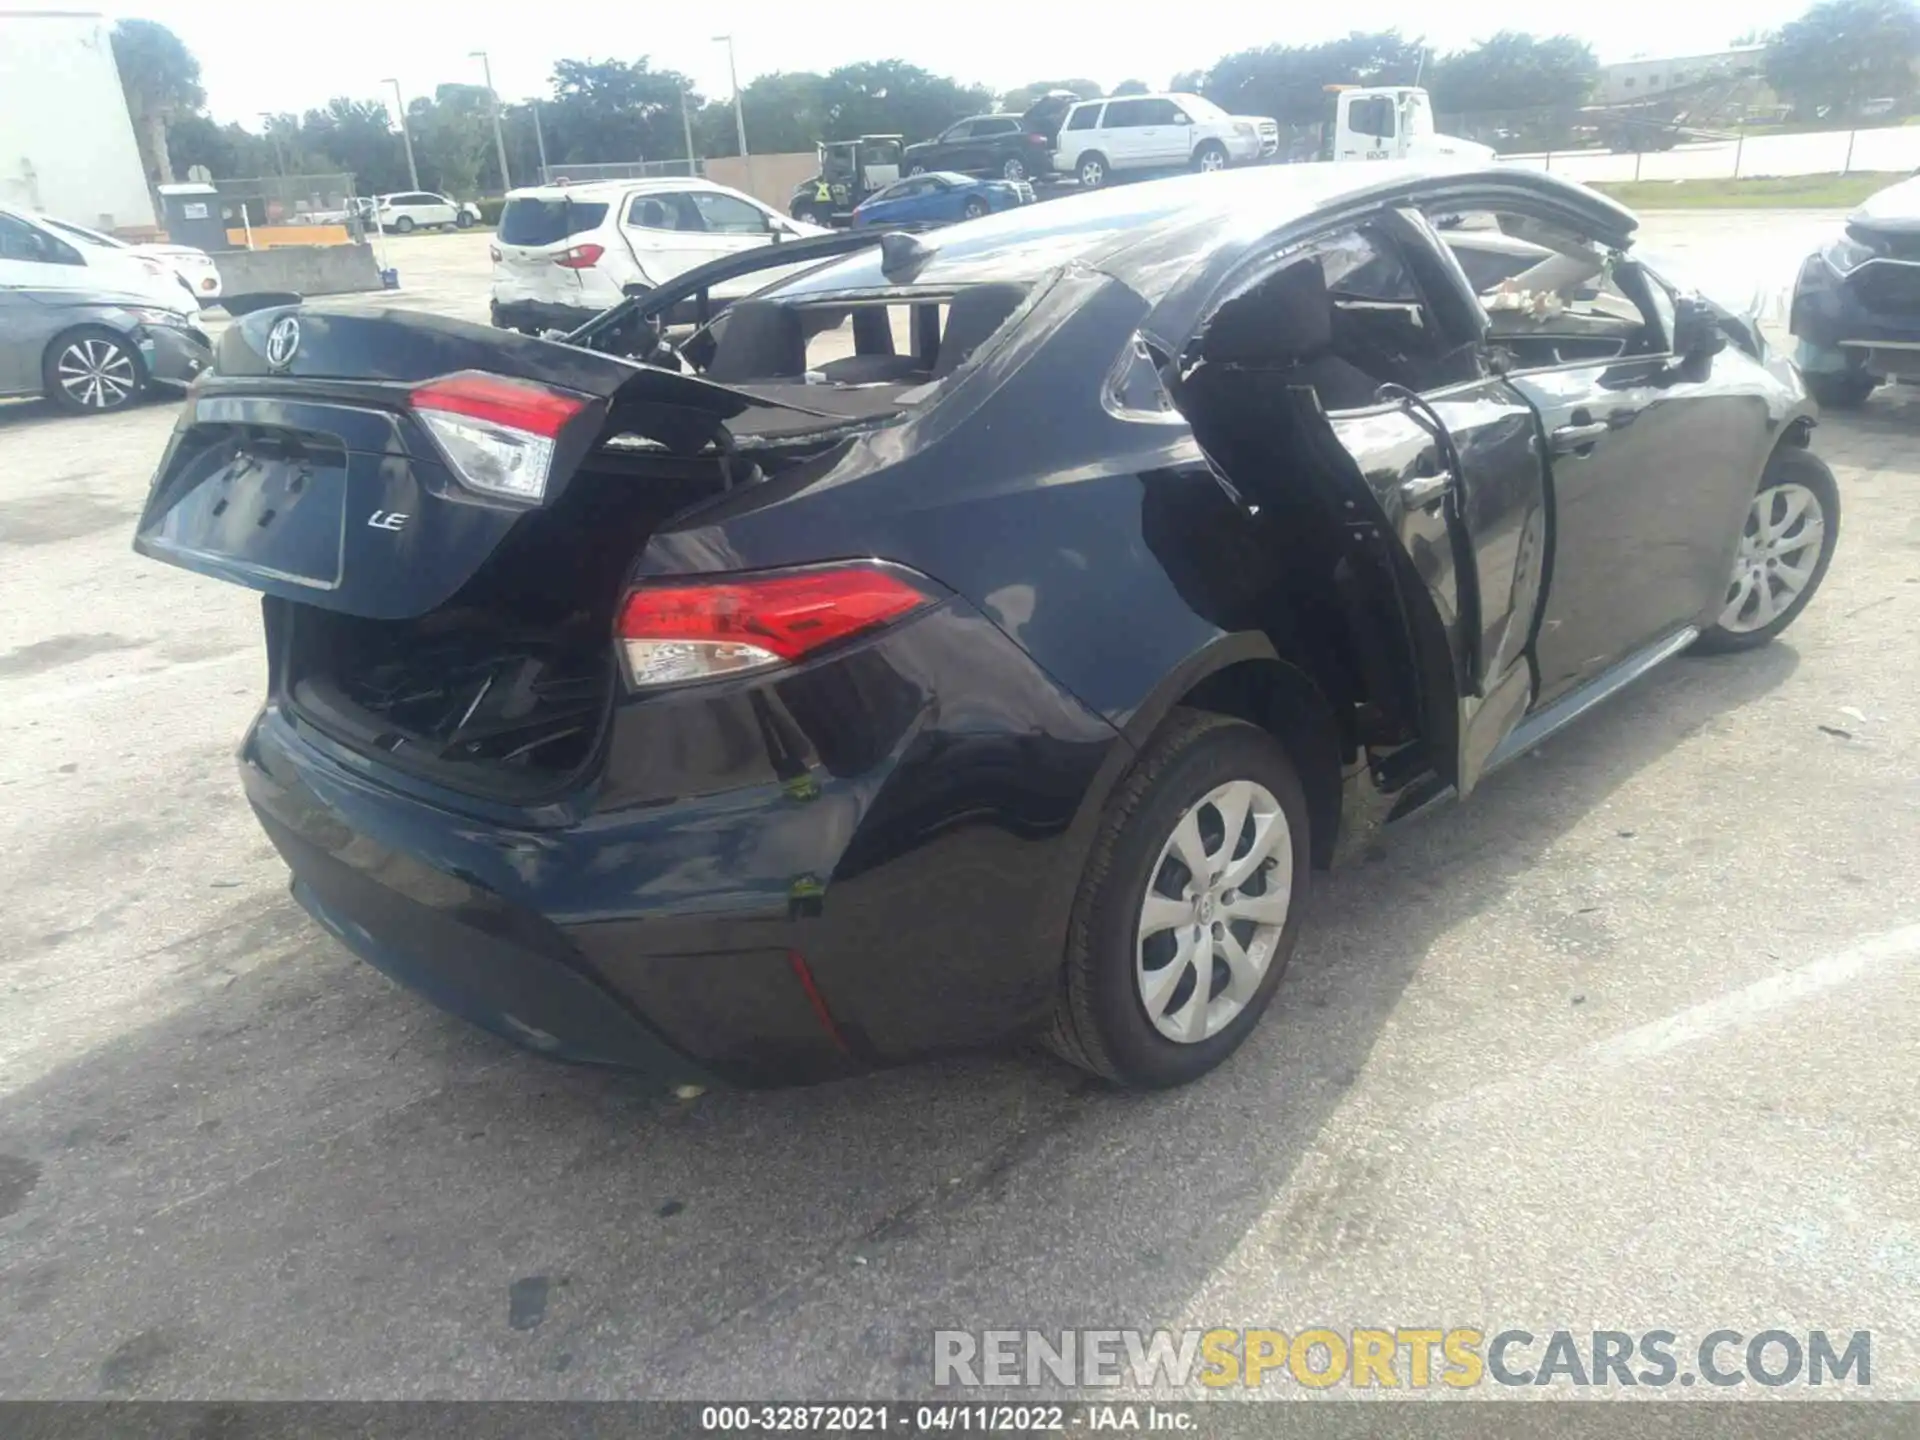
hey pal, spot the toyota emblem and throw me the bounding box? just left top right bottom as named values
left=265, top=315, right=301, bottom=370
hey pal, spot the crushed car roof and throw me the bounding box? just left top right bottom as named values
left=764, top=162, right=1639, bottom=336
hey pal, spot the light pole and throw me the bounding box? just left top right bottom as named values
left=713, top=35, right=749, bottom=159
left=383, top=78, right=421, bottom=191
left=470, top=50, right=512, bottom=194
left=680, top=83, right=697, bottom=174
left=531, top=99, right=550, bottom=184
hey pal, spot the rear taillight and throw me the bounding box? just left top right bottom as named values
left=616, top=564, right=934, bottom=689
left=411, top=370, right=590, bottom=504
left=553, top=243, right=605, bottom=269
left=488, top=243, right=502, bottom=263
left=1026, top=132, right=1049, bottom=145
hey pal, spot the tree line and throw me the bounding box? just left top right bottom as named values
left=112, top=0, right=1920, bottom=199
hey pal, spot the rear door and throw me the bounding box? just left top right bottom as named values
left=494, top=195, right=614, bottom=306
left=1097, top=98, right=1157, bottom=169
left=970, top=117, right=1021, bottom=173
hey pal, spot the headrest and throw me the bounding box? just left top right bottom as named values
left=1202, top=260, right=1333, bottom=365
left=702, top=300, right=807, bottom=381
left=932, top=283, right=1027, bottom=379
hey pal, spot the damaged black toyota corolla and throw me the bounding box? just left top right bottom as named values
left=135, top=164, right=1838, bottom=1089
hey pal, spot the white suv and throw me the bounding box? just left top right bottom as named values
left=373, top=192, right=481, bottom=233
left=1053, top=93, right=1278, bottom=188
left=489, top=179, right=826, bottom=333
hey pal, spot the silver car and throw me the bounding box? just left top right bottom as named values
left=0, top=284, right=212, bottom=415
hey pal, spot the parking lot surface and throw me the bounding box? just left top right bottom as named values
left=2, top=213, right=1918, bottom=1400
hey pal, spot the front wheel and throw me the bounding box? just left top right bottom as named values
left=908, top=164, right=928, bottom=176
left=962, top=195, right=989, bottom=219
left=1692, top=447, right=1840, bottom=654
left=44, top=327, right=143, bottom=414
left=1046, top=709, right=1310, bottom=1088
left=455, top=210, right=475, bottom=229
left=1192, top=141, right=1229, bottom=173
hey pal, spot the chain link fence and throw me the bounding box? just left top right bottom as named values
left=537, top=159, right=704, bottom=186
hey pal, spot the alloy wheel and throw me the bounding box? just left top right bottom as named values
left=1136, top=778, right=1292, bottom=1044
left=1080, top=159, right=1104, bottom=187
left=55, top=337, right=138, bottom=410
left=1199, top=147, right=1227, bottom=172
left=1718, top=481, right=1826, bottom=633
left=1003, top=158, right=1027, bottom=181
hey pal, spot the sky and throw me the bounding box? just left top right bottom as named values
left=86, top=0, right=1813, bottom=126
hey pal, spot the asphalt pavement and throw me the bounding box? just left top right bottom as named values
left=1, top=216, right=1918, bottom=1402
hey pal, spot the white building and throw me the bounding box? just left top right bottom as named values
left=0, top=11, right=154, bottom=229
left=1597, top=46, right=1770, bottom=107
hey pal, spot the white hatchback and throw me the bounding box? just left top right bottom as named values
left=34, top=214, right=223, bottom=304
left=489, top=179, right=825, bottom=334
left=1053, top=93, right=1278, bottom=188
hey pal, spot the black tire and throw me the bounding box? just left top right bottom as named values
left=1192, top=140, right=1230, bottom=174
left=1076, top=152, right=1110, bottom=189
left=456, top=211, right=475, bottom=229
left=1803, top=367, right=1876, bottom=410
left=393, top=215, right=416, bottom=234
left=1045, top=709, right=1312, bottom=1088
left=42, top=326, right=145, bottom=415
left=908, top=163, right=928, bottom=176
left=1001, top=156, right=1029, bottom=182
left=962, top=195, right=989, bottom=219
left=792, top=203, right=825, bottom=226
left=1692, top=447, right=1841, bottom=654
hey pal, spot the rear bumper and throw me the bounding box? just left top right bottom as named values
left=240, top=601, right=1126, bottom=1086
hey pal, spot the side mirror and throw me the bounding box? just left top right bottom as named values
left=622, top=282, right=651, bottom=299
left=1672, top=295, right=1726, bottom=360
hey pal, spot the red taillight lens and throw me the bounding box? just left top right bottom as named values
left=616, top=565, right=934, bottom=688
left=1027, top=133, right=1049, bottom=145
left=554, top=242, right=605, bottom=269
left=411, top=371, right=589, bottom=502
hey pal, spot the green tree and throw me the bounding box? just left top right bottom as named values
left=1767, top=0, right=1920, bottom=117
left=1202, top=32, right=1424, bottom=127
left=408, top=85, right=495, bottom=196
left=1169, top=69, right=1208, bottom=93
left=543, top=57, right=701, bottom=166
left=299, top=97, right=409, bottom=193
left=1426, top=33, right=1599, bottom=117
left=820, top=60, right=993, bottom=142
left=1111, top=79, right=1151, bottom=96
left=111, top=19, right=206, bottom=185
left=1000, top=79, right=1103, bottom=112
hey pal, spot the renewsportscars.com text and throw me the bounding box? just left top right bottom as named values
left=932, top=1328, right=1871, bottom=1390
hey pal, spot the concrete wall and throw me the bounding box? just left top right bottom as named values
left=0, top=13, right=154, bottom=229
left=215, top=244, right=384, bottom=298
left=703, top=153, right=819, bottom=213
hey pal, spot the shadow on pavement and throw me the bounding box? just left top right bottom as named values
left=0, top=642, right=1799, bottom=1399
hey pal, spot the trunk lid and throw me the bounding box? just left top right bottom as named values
left=133, top=307, right=771, bottom=621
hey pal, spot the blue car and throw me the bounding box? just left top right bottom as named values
left=851, top=171, right=1035, bottom=229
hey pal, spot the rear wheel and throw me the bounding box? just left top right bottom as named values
left=1803, top=368, right=1876, bottom=410
left=1046, top=709, right=1310, bottom=1088
left=1193, top=140, right=1229, bottom=173
left=1076, top=152, right=1109, bottom=189
left=44, top=327, right=143, bottom=414
left=1001, top=157, right=1029, bottom=181
left=1693, top=447, right=1840, bottom=653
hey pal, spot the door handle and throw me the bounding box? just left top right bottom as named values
left=1551, top=421, right=1611, bottom=453
left=1399, top=470, right=1453, bottom=509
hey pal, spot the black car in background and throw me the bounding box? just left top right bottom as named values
left=1789, top=172, right=1920, bottom=408
left=135, top=166, right=1837, bottom=1091
left=903, top=112, right=1057, bottom=183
